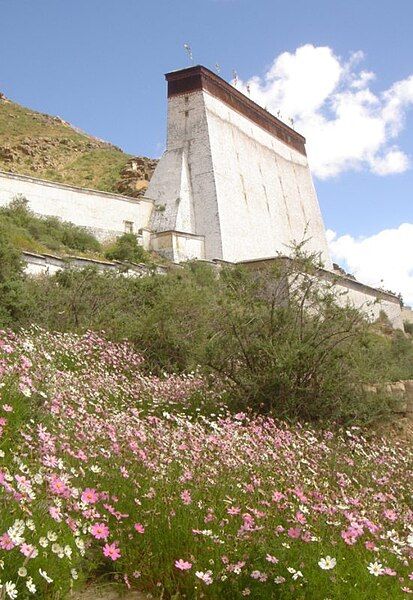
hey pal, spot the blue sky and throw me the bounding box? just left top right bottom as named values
left=1, top=0, right=413, bottom=301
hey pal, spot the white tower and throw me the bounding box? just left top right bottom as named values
left=146, top=65, right=333, bottom=269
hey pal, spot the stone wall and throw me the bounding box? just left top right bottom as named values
left=0, top=170, right=153, bottom=241
left=364, top=380, right=413, bottom=420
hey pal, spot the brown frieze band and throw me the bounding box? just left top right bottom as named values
left=165, top=65, right=306, bottom=156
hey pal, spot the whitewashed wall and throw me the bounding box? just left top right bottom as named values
left=22, top=251, right=168, bottom=277
left=204, top=92, right=332, bottom=267
left=332, top=278, right=403, bottom=329
left=0, top=171, right=153, bottom=241
left=146, top=89, right=332, bottom=268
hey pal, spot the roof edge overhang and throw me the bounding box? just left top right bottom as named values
left=165, top=65, right=306, bottom=155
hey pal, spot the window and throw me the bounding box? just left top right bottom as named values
left=124, top=221, right=134, bottom=234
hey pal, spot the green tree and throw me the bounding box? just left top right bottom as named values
left=105, top=233, right=149, bottom=263
left=0, top=225, right=30, bottom=326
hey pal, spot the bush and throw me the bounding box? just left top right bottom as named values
left=105, top=233, right=150, bottom=263
left=0, top=195, right=102, bottom=255
left=404, top=320, right=413, bottom=335
left=0, top=225, right=31, bottom=326
left=19, top=253, right=413, bottom=423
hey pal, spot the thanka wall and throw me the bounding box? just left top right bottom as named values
left=145, top=66, right=333, bottom=268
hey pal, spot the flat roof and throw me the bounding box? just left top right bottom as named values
left=166, top=65, right=306, bottom=156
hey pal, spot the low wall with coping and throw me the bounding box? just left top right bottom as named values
left=238, top=256, right=404, bottom=330
left=22, top=251, right=167, bottom=277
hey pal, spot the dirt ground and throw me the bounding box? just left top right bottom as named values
left=72, top=585, right=151, bottom=599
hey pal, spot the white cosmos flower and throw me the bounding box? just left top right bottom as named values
left=39, top=537, right=48, bottom=548
left=407, top=533, right=413, bottom=547
left=367, top=561, right=384, bottom=576
left=47, top=531, right=57, bottom=542
left=71, top=569, right=78, bottom=580
left=4, top=581, right=18, bottom=599
left=25, top=520, right=35, bottom=531
left=18, top=567, right=27, bottom=577
left=26, top=578, right=36, bottom=594
left=7, top=520, right=25, bottom=545
left=318, top=556, right=337, bottom=570
left=195, top=570, right=213, bottom=585
left=39, top=569, right=53, bottom=583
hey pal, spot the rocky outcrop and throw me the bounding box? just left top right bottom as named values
left=114, top=156, right=158, bottom=198
left=363, top=380, right=413, bottom=419
left=0, top=95, right=155, bottom=194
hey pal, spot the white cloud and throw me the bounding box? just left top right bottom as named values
left=327, top=224, right=413, bottom=305
left=237, top=45, right=413, bottom=178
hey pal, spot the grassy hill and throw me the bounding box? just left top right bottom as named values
left=0, top=93, right=156, bottom=195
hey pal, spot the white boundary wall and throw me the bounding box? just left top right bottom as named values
left=0, top=171, right=153, bottom=241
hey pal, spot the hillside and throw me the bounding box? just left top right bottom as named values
left=0, top=92, right=157, bottom=196
left=1, top=328, right=412, bottom=599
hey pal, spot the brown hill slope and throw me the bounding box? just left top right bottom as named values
left=0, top=92, right=157, bottom=196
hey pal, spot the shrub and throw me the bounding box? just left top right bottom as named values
left=404, top=320, right=413, bottom=335
left=0, top=224, right=30, bottom=326
left=0, top=195, right=102, bottom=255
left=105, top=233, right=150, bottom=263
left=19, top=254, right=413, bottom=423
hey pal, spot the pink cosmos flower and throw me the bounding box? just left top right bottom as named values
left=383, top=509, right=398, bottom=522
left=20, top=543, right=37, bottom=558
left=103, top=542, right=121, bottom=561
left=175, top=559, right=192, bottom=570
left=91, top=522, right=109, bottom=540
left=341, top=529, right=357, bottom=545
left=266, top=554, right=279, bottom=564
left=180, top=489, right=192, bottom=505
left=0, top=533, right=14, bottom=550
left=365, top=541, right=377, bottom=550
left=49, top=506, right=62, bottom=521
left=2, top=404, right=12, bottom=412
left=288, top=527, right=301, bottom=539
left=134, top=523, right=145, bottom=534
left=227, top=506, right=241, bottom=516
left=272, top=491, right=285, bottom=502
left=251, top=570, right=263, bottom=580
left=81, top=488, right=99, bottom=504
left=49, top=476, right=70, bottom=498
left=295, top=511, right=307, bottom=525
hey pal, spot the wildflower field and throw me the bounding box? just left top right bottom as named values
left=0, top=329, right=412, bottom=599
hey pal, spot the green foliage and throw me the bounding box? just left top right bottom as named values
left=0, top=224, right=31, bottom=326
left=18, top=253, right=413, bottom=423
left=404, top=320, right=413, bottom=335
left=0, top=195, right=102, bottom=255
left=105, top=233, right=150, bottom=264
